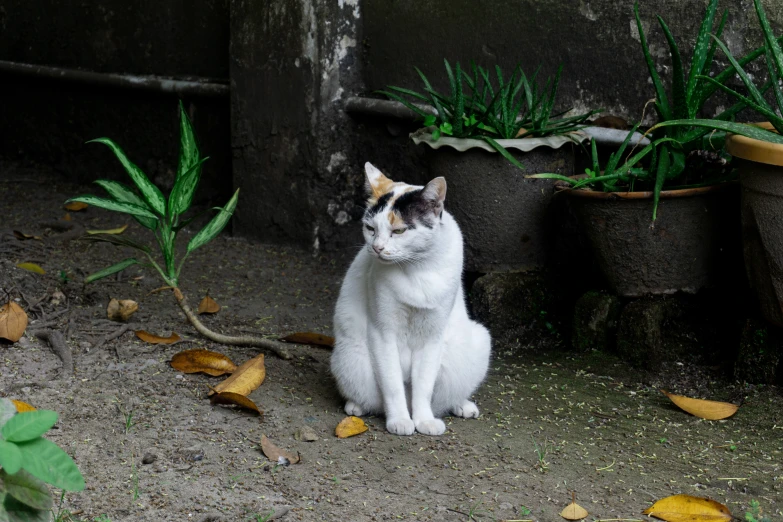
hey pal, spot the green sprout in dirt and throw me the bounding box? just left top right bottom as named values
left=66, top=102, right=291, bottom=359
left=0, top=398, right=85, bottom=522
left=746, top=500, right=771, bottom=522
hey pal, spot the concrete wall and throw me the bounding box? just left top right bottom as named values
left=0, top=0, right=232, bottom=204
left=229, top=0, right=783, bottom=253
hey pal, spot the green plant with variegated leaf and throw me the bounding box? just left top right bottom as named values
left=649, top=0, right=783, bottom=147
left=0, top=398, right=85, bottom=522
left=67, top=102, right=292, bottom=360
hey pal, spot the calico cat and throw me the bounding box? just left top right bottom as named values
left=330, top=162, right=491, bottom=436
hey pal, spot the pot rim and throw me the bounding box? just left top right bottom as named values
left=726, top=121, right=783, bottom=167
left=562, top=176, right=733, bottom=200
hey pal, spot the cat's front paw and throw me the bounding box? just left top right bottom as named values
left=345, top=401, right=365, bottom=416
left=415, top=418, right=446, bottom=436
left=386, top=417, right=415, bottom=436
left=453, top=400, right=480, bottom=419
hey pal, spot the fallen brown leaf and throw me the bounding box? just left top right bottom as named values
left=13, top=231, right=42, bottom=241
left=260, top=435, right=300, bottom=465
left=16, top=263, right=45, bottom=275
left=0, top=302, right=28, bottom=342
left=335, top=416, right=368, bottom=438
left=280, top=332, right=335, bottom=348
left=87, top=224, right=128, bottom=235
left=107, top=298, right=139, bottom=321
left=64, top=201, right=88, bottom=211
left=171, top=349, right=237, bottom=376
left=662, top=390, right=739, bottom=420
left=12, top=399, right=36, bottom=412
left=198, top=295, right=220, bottom=315
left=210, top=392, right=262, bottom=415
left=209, top=353, right=266, bottom=396
left=643, top=494, right=732, bottom=522
left=135, top=330, right=181, bottom=344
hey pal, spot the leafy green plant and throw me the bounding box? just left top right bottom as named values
left=67, top=102, right=291, bottom=359
left=745, top=499, right=771, bottom=522
left=379, top=60, right=597, bottom=169
left=652, top=0, right=783, bottom=146
left=0, top=398, right=85, bottom=522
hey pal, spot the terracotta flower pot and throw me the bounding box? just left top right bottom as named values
left=727, top=123, right=783, bottom=326
left=566, top=182, right=739, bottom=297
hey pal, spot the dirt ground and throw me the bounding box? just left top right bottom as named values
left=1, top=165, right=782, bottom=522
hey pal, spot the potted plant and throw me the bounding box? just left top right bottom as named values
left=379, top=61, right=598, bottom=273
left=530, top=0, right=769, bottom=297
left=650, top=0, right=783, bottom=324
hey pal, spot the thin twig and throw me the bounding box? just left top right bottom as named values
left=172, top=288, right=292, bottom=360
left=92, top=323, right=137, bottom=350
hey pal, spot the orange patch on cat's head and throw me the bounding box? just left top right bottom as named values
left=388, top=211, right=405, bottom=228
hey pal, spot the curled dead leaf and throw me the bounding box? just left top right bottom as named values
left=64, top=201, right=88, bottom=211
left=260, top=435, right=300, bottom=465
left=515, top=127, right=529, bottom=138
left=209, top=353, right=265, bottom=396
left=16, top=263, right=45, bottom=275
left=0, top=302, right=28, bottom=342
left=662, top=390, right=739, bottom=420
left=280, top=332, right=335, bottom=348
left=87, top=224, right=128, bottom=235
left=12, top=399, right=36, bottom=413
left=210, top=392, right=262, bottom=415
left=335, top=416, right=368, bottom=438
left=107, top=298, right=139, bottom=321
left=135, top=330, right=181, bottom=344
left=198, top=295, right=220, bottom=315
left=171, top=349, right=237, bottom=376
left=13, top=231, right=42, bottom=241
left=643, top=494, right=731, bottom=522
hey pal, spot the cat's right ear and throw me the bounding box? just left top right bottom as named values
left=365, top=162, right=394, bottom=199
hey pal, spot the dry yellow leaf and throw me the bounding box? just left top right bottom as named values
left=87, top=224, right=128, bottom=235
left=16, top=263, right=45, bottom=275
left=107, top=298, right=138, bottom=321
left=135, top=330, right=181, bottom=344
left=12, top=400, right=36, bottom=412
left=335, top=416, right=368, bottom=438
left=643, top=494, right=732, bottom=522
left=210, top=392, right=262, bottom=415
left=209, top=353, right=266, bottom=396
left=280, top=332, right=335, bottom=348
left=260, top=435, right=300, bottom=465
left=64, top=201, right=88, bottom=211
left=13, top=231, right=42, bottom=241
left=662, top=390, right=739, bottom=420
left=198, top=295, right=220, bottom=314
left=171, top=349, right=237, bottom=376
left=560, top=502, right=588, bottom=520
left=0, top=302, right=28, bottom=342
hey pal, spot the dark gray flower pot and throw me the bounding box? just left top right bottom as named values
left=413, top=133, right=577, bottom=273
left=567, top=184, right=738, bottom=297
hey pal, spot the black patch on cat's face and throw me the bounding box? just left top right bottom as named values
left=365, top=192, right=393, bottom=218
left=392, top=189, right=438, bottom=229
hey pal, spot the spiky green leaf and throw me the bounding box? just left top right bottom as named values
left=635, top=3, right=671, bottom=120
left=93, top=180, right=157, bottom=230
left=651, top=119, right=783, bottom=144
left=65, top=195, right=158, bottom=220
left=168, top=157, right=209, bottom=217
left=84, top=258, right=139, bottom=284
left=187, top=189, right=240, bottom=254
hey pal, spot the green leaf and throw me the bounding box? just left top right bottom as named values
left=1, top=411, right=57, bottom=444
left=526, top=173, right=576, bottom=183
left=15, top=438, right=84, bottom=492
left=658, top=16, right=687, bottom=120
left=88, top=138, right=166, bottom=215
left=432, top=128, right=441, bottom=140
left=82, top=234, right=151, bottom=254
left=480, top=137, right=524, bottom=169
left=651, top=119, right=783, bottom=145
left=423, top=115, right=437, bottom=126
left=685, top=0, right=719, bottom=114
left=187, top=189, right=240, bottom=254
left=2, top=495, right=50, bottom=522
left=375, top=90, right=432, bottom=119
left=65, top=195, right=158, bottom=220
left=2, top=471, right=51, bottom=511
left=93, top=180, right=157, bottom=230
left=168, top=157, right=209, bottom=217
left=0, top=441, right=22, bottom=475
left=84, top=258, right=140, bottom=284
left=652, top=145, right=671, bottom=221
left=635, top=3, right=671, bottom=120
left=176, top=101, right=200, bottom=181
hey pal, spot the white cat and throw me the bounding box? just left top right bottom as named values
left=330, top=162, right=491, bottom=436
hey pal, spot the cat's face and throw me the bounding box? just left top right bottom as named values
left=361, top=162, right=446, bottom=264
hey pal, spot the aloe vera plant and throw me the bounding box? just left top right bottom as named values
left=67, top=102, right=291, bottom=359
left=0, top=399, right=84, bottom=521
left=650, top=0, right=783, bottom=146
left=379, top=60, right=597, bottom=169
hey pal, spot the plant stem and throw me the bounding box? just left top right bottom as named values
left=171, top=287, right=292, bottom=360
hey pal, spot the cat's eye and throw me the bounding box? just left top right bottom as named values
left=365, top=225, right=375, bottom=233
left=392, top=228, right=406, bottom=235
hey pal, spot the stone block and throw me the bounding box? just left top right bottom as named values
left=735, top=318, right=783, bottom=384
left=572, top=291, right=622, bottom=352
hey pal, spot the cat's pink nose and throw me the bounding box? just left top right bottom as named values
left=373, top=245, right=384, bottom=254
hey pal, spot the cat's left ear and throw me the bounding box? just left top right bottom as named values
left=421, top=177, right=447, bottom=215
left=365, top=162, right=394, bottom=199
